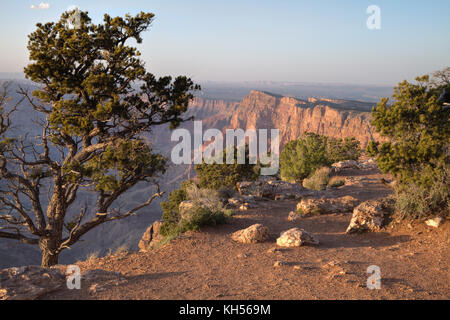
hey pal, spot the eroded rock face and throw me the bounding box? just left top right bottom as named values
left=231, top=224, right=270, bottom=244
left=297, top=196, right=360, bottom=216
left=138, top=220, right=163, bottom=252
left=227, top=91, right=383, bottom=149
left=276, top=228, right=319, bottom=247
left=0, top=265, right=65, bottom=300
left=346, top=199, right=393, bottom=234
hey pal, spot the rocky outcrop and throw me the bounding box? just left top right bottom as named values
left=0, top=266, right=65, bottom=300
left=138, top=221, right=164, bottom=252
left=276, top=228, right=319, bottom=247
left=332, top=159, right=378, bottom=173
left=231, top=224, right=270, bottom=244
left=297, top=196, right=360, bottom=216
left=227, top=91, right=382, bottom=149
left=237, top=180, right=304, bottom=199
left=346, top=199, right=394, bottom=234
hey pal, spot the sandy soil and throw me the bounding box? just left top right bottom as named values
left=43, top=169, right=450, bottom=300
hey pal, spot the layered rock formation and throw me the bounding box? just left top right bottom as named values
left=223, top=90, right=381, bottom=148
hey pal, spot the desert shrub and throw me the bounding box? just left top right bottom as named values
left=178, top=207, right=230, bottom=233
left=85, top=251, right=100, bottom=263
left=195, top=145, right=259, bottom=190
left=366, top=141, right=380, bottom=157
left=326, top=137, right=362, bottom=163
left=371, top=69, right=450, bottom=218
left=394, top=165, right=450, bottom=219
left=217, top=186, right=236, bottom=199
left=160, top=180, right=192, bottom=225
left=113, top=244, right=129, bottom=255
left=328, top=177, right=346, bottom=188
left=160, top=181, right=231, bottom=237
left=280, top=133, right=361, bottom=182
left=302, top=167, right=331, bottom=190
left=280, top=133, right=329, bottom=182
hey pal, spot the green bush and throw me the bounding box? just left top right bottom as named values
left=366, top=141, right=380, bottom=157
left=326, top=137, right=362, bottom=163
left=302, top=167, right=331, bottom=190
left=280, top=133, right=329, bottom=183
left=160, top=180, right=192, bottom=228
left=160, top=181, right=232, bottom=238
left=280, top=133, right=361, bottom=183
left=370, top=68, right=450, bottom=218
left=195, top=145, right=259, bottom=190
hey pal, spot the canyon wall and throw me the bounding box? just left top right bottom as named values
left=190, top=90, right=381, bottom=148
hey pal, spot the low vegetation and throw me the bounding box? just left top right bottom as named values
left=302, top=167, right=331, bottom=190
left=160, top=182, right=232, bottom=240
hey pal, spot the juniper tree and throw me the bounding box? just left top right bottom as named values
left=371, top=69, right=450, bottom=186
left=0, top=11, right=199, bottom=267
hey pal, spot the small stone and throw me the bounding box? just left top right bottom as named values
left=239, top=204, right=249, bottom=211
left=425, top=217, right=443, bottom=228
left=273, top=261, right=288, bottom=267
left=287, top=211, right=300, bottom=222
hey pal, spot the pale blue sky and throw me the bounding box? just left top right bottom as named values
left=0, top=0, right=449, bottom=85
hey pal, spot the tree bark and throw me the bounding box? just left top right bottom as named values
left=39, top=237, right=59, bottom=267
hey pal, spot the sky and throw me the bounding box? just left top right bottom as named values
left=0, top=0, right=449, bottom=85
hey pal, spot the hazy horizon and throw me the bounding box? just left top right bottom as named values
left=0, top=1, right=449, bottom=86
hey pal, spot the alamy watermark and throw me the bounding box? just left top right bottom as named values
left=367, top=5, right=381, bottom=30
left=66, top=265, right=81, bottom=290
left=367, top=265, right=381, bottom=290
left=171, top=121, right=280, bottom=176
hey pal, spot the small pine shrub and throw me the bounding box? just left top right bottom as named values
left=303, top=167, right=331, bottom=190
left=328, top=177, right=346, bottom=188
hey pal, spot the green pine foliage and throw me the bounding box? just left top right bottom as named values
left=280, top=133, right=361, bottom=183
left=195, top=145, right=259, bottom=190
left=371, top=69, right=450, bottom=218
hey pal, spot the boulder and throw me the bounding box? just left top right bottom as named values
left=236, top=181, right=276, bottom=199
left=357, top=158, right=378, bottom=170
left=138, top=220, right=164, bottom=252
left=297, top=196, right=359, bottom=216
left=0, top=265, right=65, bottom=300
left=276, top=228, right=319, bottom=247
left=346, top=199, right=393, bottom=234
left=231, top=224, right=270, bottom=244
